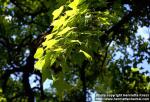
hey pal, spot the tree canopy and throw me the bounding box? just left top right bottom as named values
left=0, top=0, right=150, bottom=102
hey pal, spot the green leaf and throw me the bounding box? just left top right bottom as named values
left=0, top=88, right=2, bottom=93
left=66, top=9, right=78, bottom=16
left=49, top=53, right=59, bottom=66
left=70, top=40, right=82, bottom=45
left=79, top=49, right=92, bottom=61
left=129, top=81, right=135, bottom=88
left=42, top=39, right=59, bottom=49
left=131, top=68, right=140, bottom=72
left=42, top=67, right=52, bottom=82
left=52, top=6, right=64, bottom=20
left=53, top=73, right=71, bottom=98
left=41, top=53, right=52, bottom=82
left=72, top=52, right=84, bottom=65
left=34, top=58, right=45, bottom=70
left=57, top=27, right=74, bottom=37
left=52, top=74, right=57, bottom=82
left=54, top=47, right=64, bottom=52
left=34, top=47, right=44, bottom=59
left=69, top=0, right=85, bottom=9
left=52, top=16, right=66, bottom=30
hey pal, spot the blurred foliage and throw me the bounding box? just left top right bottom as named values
left=0, top=0, right=150, bottom=102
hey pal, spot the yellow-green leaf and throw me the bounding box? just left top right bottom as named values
left=49, top=52, right=60, bottom=66
left=54, top=47, right=64, bottom=52
left=65, top=9, right=78, bottom=16
left=52, top=74, right=57, bottom=82
left=0, top=88, right=2, bottom=93
left=57, top=27, right=73, bottom=36
left=52, top=6, right=64, bottom=20
left=34, top=47, right=44, bottom=59
left=34, top=58, right=45, bottom=70
left=70, top=40, right=81, bottom=45
left=42, top=39, right=58, bottom=49
left=45, top=32, right=55, bottom=40
left=79, top=49, right=92, bottom=61
left=52, top=16, right=66, bottom=31
left=129, top=81, right=135, bottom=88
left=69, top=0, right=84, bottom=9
left=131, top=68, right=140, bottom=72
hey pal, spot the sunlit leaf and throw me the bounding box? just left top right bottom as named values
left=54, top=47, right=64, bottom=52
left=57, top=27, right=74, bottom=36
left=52, top=16, right=66, bottom=30
left=65, top=9, right=78, bottom=16
left=79, top=49, right=92, bottom=61
left=0, top=88, right=2, bottom=93
left=69, top=0, right=85, bottom=9
left=34, top=58, right=45, bottom=70
left=42, top=39, right=58, bottom=49
left=70, top=40, right=82, bottom=45
left=45, top=33, right=55, bottom=40
left=34, top=47, right=44, bottom=59
left=52, top=6, right=64, bottom=20
left=131, top=68, right=140, bottom=72
left=48, top=52, right=60, bottom=67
